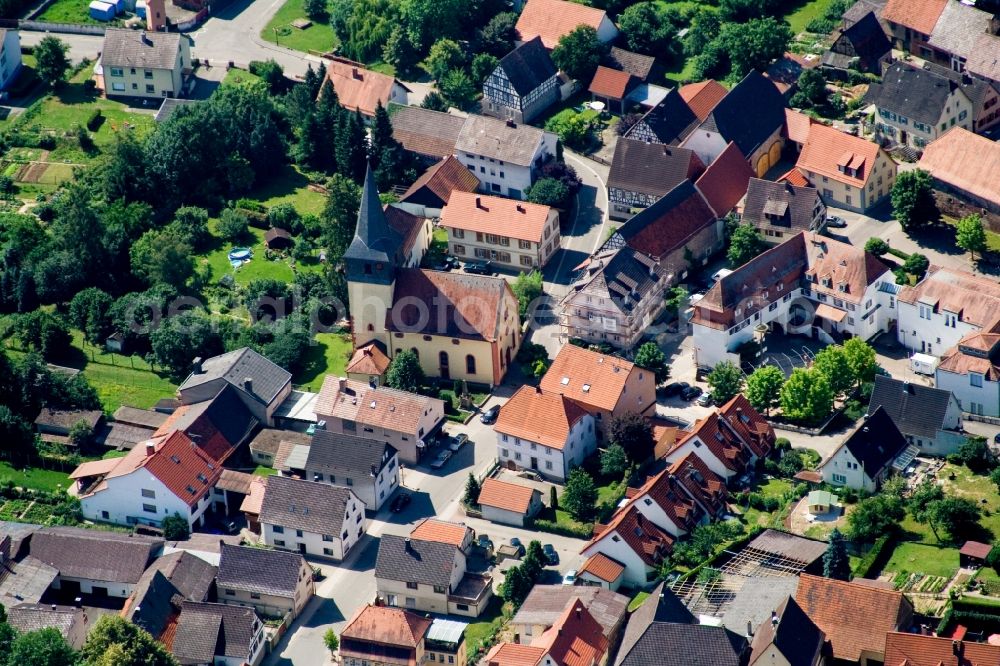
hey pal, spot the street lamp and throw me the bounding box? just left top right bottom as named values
left=273, top=27, right=279, bottom=46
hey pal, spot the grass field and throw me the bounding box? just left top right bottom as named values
left=245, top=164, right=327, bottom=216
left=628, top=591, right=650, bottom=612
left=293, top=332, right=353, bottom=390
left=36, top=0, right=113, bottom=25
left=783, top=0, right=835, bottom=34
left=261, top=0, right=337, bottom=55
left=883, top=542, right=960, bottom=579
left=0, top=461, right=71, bottom=493
left=223, top=69, right=263, bottom=88
left=200, top=226, right=297, bottom=286
left=253, top=465, right=277, bottom=477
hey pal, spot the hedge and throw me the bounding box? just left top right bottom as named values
left=531, top=518, right=593, bottom=539
left=887, top=247, right=910, bottom=261
left=853, top=533, right=895, bottom=579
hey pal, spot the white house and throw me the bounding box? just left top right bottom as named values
left=259, top=475, right=366, bottom=561
left=937, top=325, right=1000, bottom=417
left=477, top=478, right=543, bottom=527
left=692, top=232, right=896, bottom=369
left=868, top=375, right=966, bottom=456
left=0, top=30, right=22, bottom=92
left=98, top=29, right=191, bottom=100
left=304, top=429, right=400, bottom=511
left=514, top=0, right=619, bottom=50
left=817, top=407, right=910, bottom=492
left=71, top=431, right=222, bottom=530
left=576, top=553, right=626, bottom=591
left=455, top=114, right=557, bottom=200
left=494, top=386, right=596, bottom=482
left=579, top=506, right=672, bottom=586
left=621, top=467, right=706, bottom=538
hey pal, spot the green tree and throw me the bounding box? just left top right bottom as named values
left=671, top=520, right=745, bottom=567
left=664, top=286, right=688, bottom=315
left=892, top=169, right=939, bottom=231
left=684, top=8, right=722, bottom=57
left=336, top=110, right=368, bottom=183
left=369, top=102, right=412, bottom=189
left=161, top=513, right=190, bottom=541
left=634, top=341, right=670, bottom=384
left=35, top=36, right=70, bottom=88
left=150, top=312, right=223, bottom=379
left=425, top=38, right=465, bottom=81
left=544, top=112, right=593, bottom=150
left=9, top=310, right=71, bottom=360
left=600, top=443, right=630, bottom=478
left=383, top=26, right=421, bottom=78
left=420, top=91, right=449, bottom=111
left=253, top=59, right=285, bottom=95
left=69, top=287, right=114, bottom=345
left=956, top=213, right=987, bottom=262
left=562, top=469, right=599, bottom=521
left=779, top=368, right=834, bottom=424
left=471, top=53, right=500, bottom=85
left=727, top=223, right=767, bottom=267
left=499, top=563, right=533, bottom=605
left=745, top=365, right=784, bottom=415
left=526, top=178, right=570, bottom=207
left=551, top=26, right=605, bottom=81
left=386, top=349, right=426, bottom=394
left=716, top=17, right=792, bottom=78
left=81, top=615, right=178, bottom=666
left=842, top=338, right=879, bottom=391
left=618, top=2, right=679, bottom=56
left=8, top=628, right=77, bottom=666
left=909, top=480, right=945, bottom=540
left=523, top=540, right=545, bottom=579
left=823, top=528, right=851, bottom=581
left=0, top=406, right=35, bottom=464
left=303, top=0, right=327, bottom=19
left=949, top=436, right=994, bottom=472
left=321, top=173, right=362, bottom=262
left=929, top=497, right=981, bottom=542
left=217, top=208, right=250, bottom=242
left=790, top=68, right=830, bottom=110
left=848, top=493, right=905, bottom=542
left=130, top=228, right=194, bottom=289
left=438, top=69, right=477, bottom=109
left=609, top=412, right=654, bottom=463
left=707, top=361, right=744, bottom=404
left=811, top=345, right=853, bottom=397
left=69, top=419, right=93, bottom=448
left=323, top=628, right=339, bottom=654
left=902, top=252, right=930, bottom=280
left=479, top=11, right=518, bottom=56
left=463, top=472, right=481, bottom=506
left=511, top=270, right=544, bottom=319
left=864, top=238, right=890, bottom=257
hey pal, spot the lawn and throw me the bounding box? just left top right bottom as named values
left=223, top=68, right=263, bottom=88
left=292, top=332, right=353, bottom=391
left=882, top=542, right=960, bottom=579
left=261, top=0, right=337, bottom=55
left=245, top=164, right=328, bottom=216
left=464, top=597, right=505, bottom=655
left=0, top=461, right=72, bottom=493
left=253, top=465, right=277, bottom=477
left=663, top=56, right=701, bottom=87
left=36, top=0, right=113, bottom=25
left=200, top=226, right=297, bottom=286
left=628, top=591, right=650, bottom=612
left=783, top=0, right=835, bottom=35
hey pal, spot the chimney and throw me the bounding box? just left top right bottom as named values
left=954, top=640, right=963, bottom=657
left=516, top=204, right=525, bottom=213
left=243, top=377, right=253, bottom=393
left=74, top=597, right=82, bottom=608
left=404, top=537, right=412, bottom=552
left=475, top=196, right=483, bottom=209
left=506, top=119, right=516, bottom=128
left=746, top=620, right=753, bottom=638
left=575, top=607, right=581, bottom=620
left=771, top=611, right=779, bottom=628
left=51, top=604, right=57, bottom=611
left=145, top=443, right=155, bottom=457
left=352, top=67, right=362, bottom=80
left=192, top=357, right=203, bottom=374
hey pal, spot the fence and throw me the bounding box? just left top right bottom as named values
left=19, top=20, right=106, bottom=35
left=967, top=413, right=1000, bottom=426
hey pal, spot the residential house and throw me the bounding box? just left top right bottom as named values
left=661, top=407, right=758, bottom=481
left=767, top=52, right=822, bottom=98
left=918, top=127, right=1000, bottom=214
left=34, top=408, right=104, bottom=448
left=896, top=265, right=1000, bottom=356
left=615, top=608, right=746, bottom=666
left=614, top=584, right=695, bottom=666
left=320, top=56, right=409, bottom=118
left=6, top=603, right=88, bottom=649
left=881, top=0, right=947, bottom=55
left=512, top=585, right=628, bottom=645
left=966, top=26, right=1000, bottom=89
left=694, top=141, right=756, bottom=218
left=816, top=407, right=911, bottom=491
left=868, top=62, right=978, bottom=151
left=623, top=88, right=699, bottom=146
left=620, top=465, right=709, bottom=538
left=425, top=618, right=469, bottom=666
left=884, top=631, right=1000, bottom=665
left=580, top=506, right=673, bottom=586
left=455, top=114, right=558, bottom=200
left=678, top=80, right=728, bottom=122
left=0, top=30, right=22, bottom=91
left=313, top=376, right=444, bottom=466
left=477, top=477, right=544, bottom=527
left=494, top=385, right=596, bottom=481
left=177, top=348, right=291, bottom=427
left=842, top=0, right=887, bottom=30
left=345, top=342, right=391, bottom=387
left=607, top=139, right=705, bottom=221
left=441, top=191, right=561, bottom=271
left=589, top=66, right=638, bottom=115
left=216, top=543, right=314, bottom=619
left=72, top=430, right=222, bottom=529
left=937, top=323, right=1000, bottom=417
left=154, top=383, right=260, bottom=464
left=28, top=526, right=162, bottom=599
left=124, top=549, right=216, bottom=642
left=259, top=475, right=366, bottom=561
left=345, top=168, right=523, bottom=387
left=605, top=47, right=658, bottom=83
left=248, top=429, right=310, bottom=467
left=795, top=573, right=913, bottom=665
left=304, top=429, right=400, bottom=510
left=486, top=598, right=610, bottom=666
left=925, top=0, right=995, bottom=74
left=576, top=553, right=626, bottom=591
left=681, top=71, right=787, bottom=177
left=692, top=232, right=896, bottom=368
left=514, top=0, right=618, bottom=50
left=868, top=375, right=965, bottom=455
left=391, top=107, right=466, bottom=164
left=795, top=122, right=896, bottom=212
left=340, top=604, right=433, bottom=666
left=747, top=596, right=826, bottom=666
left=785, top=108, right=814, bottom=154
left=563, top=180, right=722, bottom=348
left=666, top=452, right=729, bottom=520
left=400, top=155, right=480, bottom=210
left=539, top=345, right=657, bottom=436
left=172, top=601, right=266, bottom=666
left=409, top=518, right=474, bottom=551
left=483, top=37, right=559, bottom=123
left=375, top=532, right=493, bottom=617
left=742, top=178, right=827, bottom=243
left=822, top=11, right=891, bottom=76
left=239, top=476, right=267, bottom=533
left=98, top=29, right=190, bottom=99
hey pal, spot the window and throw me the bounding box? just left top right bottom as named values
left=110, top=67, right=123, bottom=77
left=142, top=503, right=157, bottom=514
left=225, top=589, right=235, bottom=596
left=832, top=473, right=847, bottom=484
left=453, top=229, right=465, bottom=239
left=454, top=244, right=466, bottom=255
left=406, top=581, right=419, bottom=590
left=314, top=473, right=324, bottom=482
left=323, top=548, right=334, bottom=556
left=466, top=355, right=476, bottom=374
left=144, top=69, right=153, bottom=79
left=141, top=489, right=155, bottom=498
left=250, top=592, right=261, bottom=599
left=515, top=452, right=522, bottom=461
left=501, top=448, right=509, bottom=457
left=323, top=534, right=334, bottom=542
left=433, top=585, right=447, bottom=594
left=545, top=461, right=553, bottom=470
left=971, top=373, right=984, bottom=388
left=296, top=530, right=304, bottom=538
left=519, top=239, right=532, bottom=249
left=273, top=525, right=284, bottom=533
left=456, top=604, right=469, bottom=611
left=112, top=82, right=125, bottom=91
left=146, top=84, right=155, bottom=94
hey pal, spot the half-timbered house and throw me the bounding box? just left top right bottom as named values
left=482, top=37, right=560, bottom=124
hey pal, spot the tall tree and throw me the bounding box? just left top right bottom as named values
left=81, top=615, right=178, bottom=666
left=744, top=365, right=784, bottom=415
left=600, top=443, right=630, bottom=477
left=608, top=412, right=654, bottom=463
left=336, top=110, right=368, bottom=183
left=727, top=223, right=767, bottom=267
left=716, top=17, right=792, bottom=78
left=618, top=2, right=680, bottom=56
left=634, top=341, right=669, bottom=384
left=463, top=472, right=481, bottom=506
left=368, top=102, right=412, bottom=189
left=842, top=338, right=878, bottom=391
left=551, top=26, right=605, bottom=81
left=69, top=287, right=114, bottom=345
left=34, top=36, right=70, bottom=88
left=561, top=469, right=598, bottom=521
left=425, top=38, right=465, bottom=81
left=707, top=361, right=744, bottom=404
left=385, top=349, right=426, bottom=393
left=956, top=213, right=987, bottom=262
left=511, top=270, right=544, bottom=320
left=7, top=628, right=77, bottom=666
left=321, top=173, right=362, bottom=261
left=811, top=345, right=853, bottom=397
left=822, top=528, right=851, bottom=581
left=779, top=368, right=834, bottom=424
left=478, top=11, right=518, bottom=56
left=891, top=169, right=939, bottom=231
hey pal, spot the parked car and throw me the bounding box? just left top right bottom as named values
left=430, top=450, right=453, bottom=469
left=994, top=433, right=1000, bottom=445
left=390, top=492, right=411, bottom=513
left=478, top=534, right=494, bottom=552
left=664, top=382, right=689, bottom=397
left=562, top=570, right=577, bottom=585
left=464, top=260, right=494, bottom=275
left=697, top=392, right=713, bottom=407
left=480, top=405, right=500, bottom=424
left=509, top=537, right=526, bottom=558
left=542, top=544, right=559, bottom=566
left=826, top=216, right=847, bottom=229
left=681, top=386, right=703, bottom=401
left=448, top=434, right=469, bottom=451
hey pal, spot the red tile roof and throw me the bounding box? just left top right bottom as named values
left=667, top=452, right=728, bottom=517
left=679, top=80, right=728, bottom=121
left=346, top=342, right=391, bottom=376
left=539, top=598, right=609, bottom=666
left=882, top=0, right=947, bottom=35
left=627, top=468, right=704, bottom=533
left=322, top=57, right=406, bottom=117
left=401, top=156, right=480, bottom=206
left=442, top=191, right=554, bottom=243
left=884, top=631, right=1000, bottom=666
left=589, top=66, right=633, bottom=100
left=785, top=108, right=814, bottom=145
left=960, top=540, right=992, bottom=559
left=719, top=394, right=775, bottom=458
left=409, top=519, right=469, bottom=547
left=340, top=604, right=432, bottom=649
left=515, top=0, right=611, bottom=49
left=796, top=122, right=885, bottom=188
left=494, top=386, right=590, bottom=450
left=779, top=168, right=810, bottom=187
left=478, top=478, right=539, bottom=514
left=485, top=643, right=547, bottom=666
left=695, top=142, right=754, bottom=217
left=669, top=412, right=750, bottom=474
left=584, top=506, right=673, bottom=565
left=918, top=127, right=1000, bottom=209
left=620, top=182, right=718, bottom=260
left=539, top=345, right=640, bottom=413
left=578, top=552, right=625, bottom=583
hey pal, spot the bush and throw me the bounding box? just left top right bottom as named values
left=85, top=108, right=103, bottom=131
left=852, top=533, right=895, bottom=578
left=531, top=518, right=593, bottom=539
left=161, top=513, right=190, bottom=540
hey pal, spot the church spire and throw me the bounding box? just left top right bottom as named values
left=344, top=164, right=402, bottom=285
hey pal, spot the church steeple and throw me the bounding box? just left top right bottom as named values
left=344, top=164, right=402, bottom=286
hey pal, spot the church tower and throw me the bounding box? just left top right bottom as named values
left=344, top=165, right=402, bottom=350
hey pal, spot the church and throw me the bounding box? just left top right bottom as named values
left=344, top=167, right=522, bottom=388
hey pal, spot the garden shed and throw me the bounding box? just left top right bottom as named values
left=806, top=490, right=836, bottom=515
left=264, top=227, right=293, bottom=250
left=960, top=541, right=992, bottom=568
left=89, top=1, right=116, bottom=20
